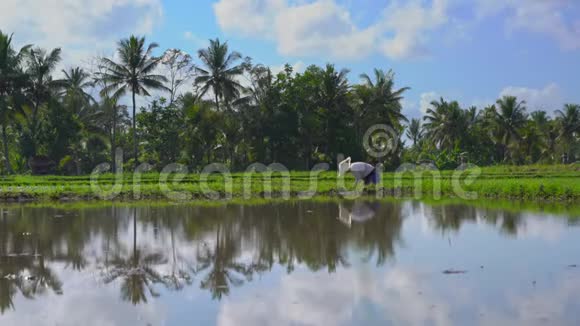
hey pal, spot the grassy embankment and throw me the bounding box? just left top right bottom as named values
left=0, top=164, right=578, bottom=202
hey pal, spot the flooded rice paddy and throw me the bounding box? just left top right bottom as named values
left=0, top=200, right=579, bottom=325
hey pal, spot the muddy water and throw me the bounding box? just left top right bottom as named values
left=0, top=201, right=578, bottom=325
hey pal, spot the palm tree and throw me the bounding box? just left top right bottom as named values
left=194, top=38, right=245, bottom=111
left=556, top=104, right=580, bottom=161
left=423, top=98, right=466, bottom=151
left=406, top=118, right=422, bottom=147
left=317, top=64, right=351, bottom=160
left=242, top=64, right=279, bottom=162
left=465, top=106, right=478, bottom=128
left=21, top=46, right=62, bottom=157
left=0, top=31, right=30, bottom=173
left=98, top=97, right=129, bottom=172
left=531, top=110, right=549, bottom=130
left=520, top=120, right=544, bottom=163
left=355, top=68, right=409, bottom=161
left=491, top=96, right=527, bottom=162
left=58, top=67, right=95, bottom=111
left=359, top=68, right=409, bottom=128
left=542, top=122, right=560, bottom=162
left=55, top=67, right=103, bottom=174
left=98, top=35, right=168, bottom=166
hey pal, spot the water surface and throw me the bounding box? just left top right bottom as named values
left=0, top=201, right=579, bottom=325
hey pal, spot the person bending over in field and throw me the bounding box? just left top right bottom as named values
left=338, top=157, right=380, bottom=187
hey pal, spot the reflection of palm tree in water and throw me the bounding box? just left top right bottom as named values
left=164, top=213, right=193, bottom=291
left=0, top=209, right=62, bottom=313
left=0, top=213, right=19, bottom=313
left=0, top=209, right=15, bottom=313
left=20, top=255, right=63, bottom=297
left=483, top=210, right=522, bottom=235
left=428, top=204, right=478, bottom=233
left=0, top=257, right=62, bottom=313
left=102, top=208, right=166, bottom=305
left=196, top=224, right=255, bottom=300
left=343, top=201, right=403, bottom=266
left=426, top=204, right=523, bottom=236
left=0, top=275, right=17, bottom=313
left=0, top=258, right=62, bottom=313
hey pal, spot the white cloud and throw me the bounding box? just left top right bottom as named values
left=0, top=0, right=164, bottom=68
left=274, top=0, right=379, bottom=59
left=213, top=0, right=449, bottom=60
left=410, top=83, right=566, bottom=120
left=499, top=83, right=564, bottom=113
left=476, top=0, right=580, bottom=50
left=381, top=0, right=448, bottom=59
left=420, top=91, right=440, bottom=114
left=401, top=91, right=444, bottom=120
left=412, top=83, right=566, bottom=119
left=214, top=0, right=285, bottom=38
left=270, top=61, right=306, bottom=75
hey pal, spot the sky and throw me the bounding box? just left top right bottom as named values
left=1, top=0, right=579, bottom=118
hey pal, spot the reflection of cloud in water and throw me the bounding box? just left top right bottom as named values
left=218, top=264, right=580, bottom=326
left=478, top=272, right=580, bottom=326
left=1, top=202, right=579, bottom=325
left=338, top=201, right=378, bottom=228
left=0, top=266, right=167, bottom=326
left=517, top=213, right=567, bottom=242
left=217, top=266, right=452, bottom=326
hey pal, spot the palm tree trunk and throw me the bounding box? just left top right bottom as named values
left=76, top=158, right=81, bottom=175
left=133, top=208, right=137, bottom=261
left=29, top=90, right=40, bottom=157
left=567, top=139, right=572, bottom=163
left=1, top=124, right=13, bottom=174
left=111, top=112, right=117, bottom=172
left=306, top=136, right=312, bottom=170
left=132, top=91, right=138, bottom=168
left=29, top=99, right=40, bottom=157
left=214, top=92, right=220, bottom=111
left=1, top=209, right=6, bottom=255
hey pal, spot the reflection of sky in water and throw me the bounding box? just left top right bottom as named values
left=2, top=264, right=168, bottom=325
left=0, top=201, right=579, bottom=326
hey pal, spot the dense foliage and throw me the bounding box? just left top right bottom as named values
left=0, top=31, right=579, bottom=175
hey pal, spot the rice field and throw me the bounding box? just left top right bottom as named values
left=0, top=164, right=578, bottom=202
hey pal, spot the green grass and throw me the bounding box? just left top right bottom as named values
left=0, top=164, right=579, bottom=202
left=0, top=197, right=576, bottom=218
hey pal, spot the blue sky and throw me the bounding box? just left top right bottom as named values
left=2, top=0, right=579, bottom=118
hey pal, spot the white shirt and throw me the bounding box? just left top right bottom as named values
left=349, top=162, right=375, bottom=180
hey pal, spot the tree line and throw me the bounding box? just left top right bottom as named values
left=0, top=31, right=579, bottom=175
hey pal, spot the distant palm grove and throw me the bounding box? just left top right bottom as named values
left=0, top=31, right=579, bottom=175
